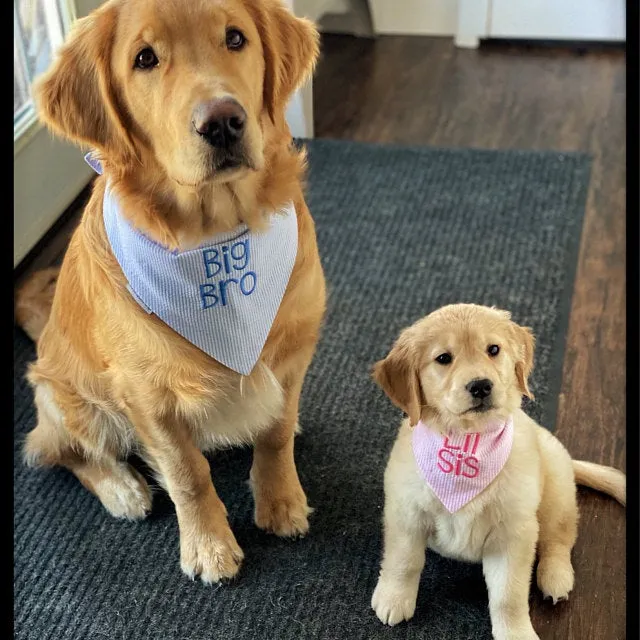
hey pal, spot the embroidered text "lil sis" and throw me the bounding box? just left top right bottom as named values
left=200, top=236, right=256, bottom=309
left=437, top=433, right=481, bottom=478
left=412, top=418, right=514, bottom=513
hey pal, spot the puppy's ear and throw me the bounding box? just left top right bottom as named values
left=373, top=337, right=425, bottom=427
left=250, top=0, right=320, bottom=122
left=513, top=324, right=535, bottom=399
left=34, top=5, right=135, bottom=162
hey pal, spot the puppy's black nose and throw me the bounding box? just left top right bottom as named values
left=193, top=98, right=246, bottom=149
left=466, top=378, right=493, bottom=399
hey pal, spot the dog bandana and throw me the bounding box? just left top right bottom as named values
left=85, top=153, right=297, bottom=375
left=412, top=417, right=514, bottom=513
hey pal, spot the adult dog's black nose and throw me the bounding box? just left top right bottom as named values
left=193, top=98, right=246, bottom=149
left=466, top=378, right=493, bottom=400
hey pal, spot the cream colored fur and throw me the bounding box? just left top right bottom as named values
left=370, top=303, right=625, bottom=640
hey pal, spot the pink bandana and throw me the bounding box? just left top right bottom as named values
left=412, top=417, right=514, bottom=513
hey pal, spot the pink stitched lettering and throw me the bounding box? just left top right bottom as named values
left=437, top=436, right=481, bottom=476
left=462, top=456, right=479, bottom=478
left=437, top=449, right=455, bottom=473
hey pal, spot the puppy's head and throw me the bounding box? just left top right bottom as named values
left=373, top=304, right=535, bottom=432
left=34, top=0, right=319, bottom=187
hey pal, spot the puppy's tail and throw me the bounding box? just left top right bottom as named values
left=14, top=267, right=60, bottom=342
left=572, top=460, right=626, bottom=506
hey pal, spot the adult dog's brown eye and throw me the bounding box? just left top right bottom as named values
left=435, top=353, right=452, bottom=365
left=134, top=47, right=158, bottom=70
left=226, top=28, right=246, bottom=50
left=488, top=345, right=500, bottom=357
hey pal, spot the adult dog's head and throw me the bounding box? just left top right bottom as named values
left=35, top=0, right=318, bottom=190
left=373, top=304, right=535, bottom=433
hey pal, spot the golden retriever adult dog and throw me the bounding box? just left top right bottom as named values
left=370, top=304, right=625, bottom=640
left=17, top=0, right=326, bottom=584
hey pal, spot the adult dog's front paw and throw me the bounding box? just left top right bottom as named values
left=371, top=578, right=418, bottom=626
left=180, top=526, right=244, bottom=584
left=252, top=482, right=311, bottom=537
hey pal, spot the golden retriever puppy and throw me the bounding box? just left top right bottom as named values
left=370, top=304, right=625, bottom=639
left=19, top=0, right=326, bottom=584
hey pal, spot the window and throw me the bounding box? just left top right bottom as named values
left=14, top=0, right=71, bottom=142
left=14, top=0, right=102, bottom=268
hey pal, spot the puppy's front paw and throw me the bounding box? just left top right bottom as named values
left=180, top=526, right=244, bottom=584
left=253, top=483, right=311, bottom=537
left=493, top=628, right=540, bottom=640
left=537, top=555, right=574, bottom=604
left=371, top=579, right=418, bottom=626
left=492, top=620, right=540, bottom=640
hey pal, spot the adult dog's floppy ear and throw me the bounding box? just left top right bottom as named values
left=373, top=335, right=425, bottom=427
left=513, top=324, right=535, bottom=400
left=34, top=4, right=135, bottom=162
left=249, top=0, right=320, bottom=122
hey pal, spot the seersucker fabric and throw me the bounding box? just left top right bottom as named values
left=412, top=417, right=514, bottom=513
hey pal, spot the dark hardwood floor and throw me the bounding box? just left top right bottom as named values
left=313, top=34, right=626, bottom=640
left=15, top=33, right=626, bottom=640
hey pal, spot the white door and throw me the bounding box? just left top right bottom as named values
left=456, top=0, right=625, bottom=48
left=14, top=0, right=106, bottom=268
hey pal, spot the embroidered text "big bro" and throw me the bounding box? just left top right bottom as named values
left=200, top=236, right=256, bottom=309
left=98, top=165, right=298, bottom=375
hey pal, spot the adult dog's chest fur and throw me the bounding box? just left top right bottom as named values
left=186, top=363, right=286, bottom=451
left=101, top=281, right=289, bottom=452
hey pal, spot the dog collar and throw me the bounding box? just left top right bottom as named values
left=412, top=417, right=514, bottom=513
left=85, top=153, right=298, bottom=375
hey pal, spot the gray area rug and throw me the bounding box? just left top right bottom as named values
left=14, top=139, right=591, bottom=639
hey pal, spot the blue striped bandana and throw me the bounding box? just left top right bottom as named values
left=86, top=154, right=298, bottom=375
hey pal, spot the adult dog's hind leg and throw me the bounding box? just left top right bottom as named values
left=25, top=382, right=152, bottom=520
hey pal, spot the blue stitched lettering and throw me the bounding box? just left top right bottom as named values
left=231, top=239, right=250, bottom=271
left=222, top=245, right=231, bottom=274
left=202, top=249, right=221, bottom=278
left=219, top=278, right=239, bottom=306
left=200, top=236, right=256, bottom=309
left=240, top=271, right=257, bottom=295
left=200, top=283, right=219, bottom=309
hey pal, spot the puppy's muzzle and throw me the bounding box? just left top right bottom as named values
left=193, top=97, right=246, bottom=153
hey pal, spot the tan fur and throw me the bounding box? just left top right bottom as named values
left=15, top=267, right=60, bottom=343
left=370, top=303, right=625, bottom=639
left=17, top=0, right=325, bottom=584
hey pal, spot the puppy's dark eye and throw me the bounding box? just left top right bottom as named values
left=226, top=28, right=246, bottom=50
left=134, top=47, right=159, bottom=70
left=488, top=345, right=500, bottom=357
left=435, top=353, right=452, bottom=365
